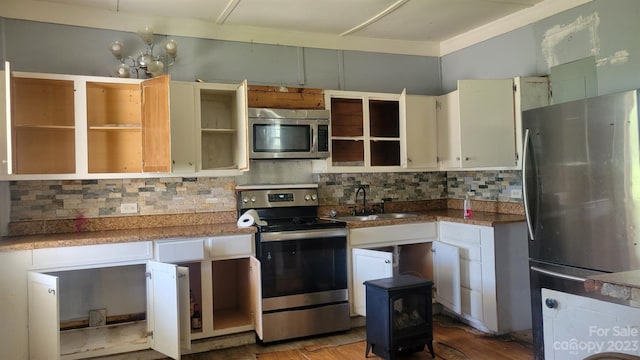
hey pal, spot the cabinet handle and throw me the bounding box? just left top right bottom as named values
left=48, top=288, right=56, bottom=295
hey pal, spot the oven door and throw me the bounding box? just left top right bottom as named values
left=257, top=228, right=348, bottom=310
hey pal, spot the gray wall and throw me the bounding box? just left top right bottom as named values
left=442, top=0, right=640, bottom=97
left=0, top=18, right=442, bottom=95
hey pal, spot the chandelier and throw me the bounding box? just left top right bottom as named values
left=109, top=26, right=177, bottom=78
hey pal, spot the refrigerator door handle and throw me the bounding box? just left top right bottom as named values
left=530, top=266, right=588, bottom=282
left=522, top=128, right=535, bottom=240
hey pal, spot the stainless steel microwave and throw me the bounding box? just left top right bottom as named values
left=248, top=108, right=330, bottom=159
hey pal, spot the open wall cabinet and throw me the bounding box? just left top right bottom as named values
left=0, top=62, right=171, bottom=180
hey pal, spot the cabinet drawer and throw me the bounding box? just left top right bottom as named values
left=32, top=241, right=152, bottom=269
left=439, top=221, right=483, bottom=245
left=155, top=238, right=205, bottom=262
left=207, top=234, right=253, bottom=259
left=350, top=222, right=436, bottom=247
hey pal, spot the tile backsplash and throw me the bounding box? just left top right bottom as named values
left=9, top=170, right=524, bottom=221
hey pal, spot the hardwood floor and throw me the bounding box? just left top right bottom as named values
left=179, top=315, right=534, bottom=360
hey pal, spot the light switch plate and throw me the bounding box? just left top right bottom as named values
left=510, top=189, right=522, bottom=198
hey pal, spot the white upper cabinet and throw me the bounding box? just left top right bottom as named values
left=436, top=77, right=549, bottom=171
left=0, top=66, right=172, bottom=180
left=170, top=80, right=249, bottom=176
left=437, top=79, right=516, bottom=170
left=404, top=94, right=438, bottom=170
left=322, top=89, right=409, bottom=173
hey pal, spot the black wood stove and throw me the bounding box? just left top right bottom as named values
left=364, top=275, right=435, bottom=359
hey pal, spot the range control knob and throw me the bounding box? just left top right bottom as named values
left=250, top=196, right=256, bottom=203
left=311, top=194, right=317, bottom=201
left=304, top=194, right=311, bottom=201
left=243, top=197, right=249, bottom=203
left=545, top=298, right=558, bottom=309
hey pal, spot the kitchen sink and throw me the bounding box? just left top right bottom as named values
left=333, top=213, right=418, bottom=222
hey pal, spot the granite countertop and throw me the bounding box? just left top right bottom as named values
left=0, top=200, right=525, bottom=253
left=0, top=222, right=255, bottom=252
left=332, top=209, right=525, bottom=229
left=585, top=270, right=640, bottom=308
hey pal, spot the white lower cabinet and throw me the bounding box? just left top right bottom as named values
left=26, top=234, right=261, bottom=360
left=542, top=288, right=640, bottom=359
left=349, top=222, right=437, bottom=316
left=433, top=221, right=530, bottom=334
left=28, top=259, right=190, bottom=360
left=155, top=234, right=262, bottom=342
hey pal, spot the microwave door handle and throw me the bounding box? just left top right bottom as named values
left=310, top=126, right=317, bottom=153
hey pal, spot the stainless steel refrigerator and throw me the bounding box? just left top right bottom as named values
left=522, top=89, right=640, bottom=359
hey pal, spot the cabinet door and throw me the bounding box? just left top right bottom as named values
left=147, top=260, right=190, bottom=360
left=249, top=256, right=263, bottom=341
left=432, top=241, right=461, bottom=314
left=542, top=288, right=640, bottom=359
left=141, top=75, right=171, bottom=172
left=352, top=248, right=393, bottom=316
left=436, top=91, right=461, bottom=169
left=28, top=272, right=60, bottom=360
left=458, top=79, right=515, bottom=168
left=0, top=63, right=10, bottom=176
left=404, top=94, right=437, bottom=169
left=235, top=80, right=249, bottom=171
left=169, top=82, right=196, bottom=173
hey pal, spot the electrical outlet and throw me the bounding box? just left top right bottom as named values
left=510, top=189, right=522, bottom=198
left=120, top=203, right=138, bottom=214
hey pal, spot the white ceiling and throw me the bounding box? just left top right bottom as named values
left=4, top=0, right=591, bottom=56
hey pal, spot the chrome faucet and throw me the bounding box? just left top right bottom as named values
left=355, top=185, right=367, bottom=215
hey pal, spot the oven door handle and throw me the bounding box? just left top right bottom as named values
left=260, top=228, right=347, bottom=242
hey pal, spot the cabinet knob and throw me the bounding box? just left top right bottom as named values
left=464, top=157, right=470, bottom=161
left=385, top=260, right=391, bottom=264
left=545, top=298, right=558, bottom=309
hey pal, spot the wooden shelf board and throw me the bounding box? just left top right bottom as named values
left=201, top=128, right=237, bottom=133
left=14, top=125, right=74, bottom=130
left=213, top=309, right=252, bottom=330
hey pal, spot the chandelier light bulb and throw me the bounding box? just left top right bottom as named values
left=138, top=26, right=154, bottom=45
left=164, top=39, right=178, bottom=57
left=147, top=60, right=164, bottom=77
left=115, top=63, right=130, bottom=78
left=109, top=41, right=124, bottom=59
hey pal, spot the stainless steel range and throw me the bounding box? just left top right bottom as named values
left=237, top=186, right=349, bottom=343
